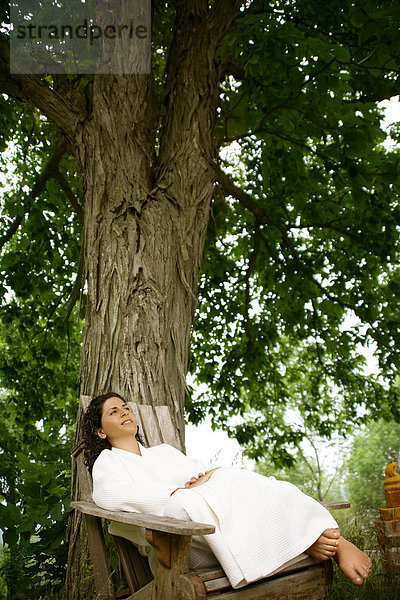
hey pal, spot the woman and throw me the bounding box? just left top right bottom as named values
left=84, top=392, right=372, bottom=589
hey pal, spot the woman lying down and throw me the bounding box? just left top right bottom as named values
left=83, top=393, right=372, bottom=590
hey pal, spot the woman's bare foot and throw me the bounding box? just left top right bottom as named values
left=334, top=537, right=372, bottom=585
left=306, top=528, right=340, bottom=560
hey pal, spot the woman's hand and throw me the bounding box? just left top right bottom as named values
left=184, top=468, right=221, bottom=488
left=170, top=468, right=222, bottom=495
left=184, top=473, right=204, bottom=487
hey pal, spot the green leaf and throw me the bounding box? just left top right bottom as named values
left=335, top=45, right=351, bottom=62
left=351, top=8, right=367, bottom=28
left=0, top=503, right=21, bottom=527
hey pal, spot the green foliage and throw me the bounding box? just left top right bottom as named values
left=0, top=542, right=5, bottom=600
left=0, top=102, right=82, bottom=598
left=345, top=418, right=400, bottom=516
left=190, top=0, right=400, bottom=462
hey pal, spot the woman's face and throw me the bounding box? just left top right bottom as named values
left=96, top=396, right=138, bottom=445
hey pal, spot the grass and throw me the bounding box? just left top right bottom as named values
left=326, top=510, right=400, bottom=600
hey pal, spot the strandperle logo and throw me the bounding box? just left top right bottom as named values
left=15, top=18, right=148, bottom=46
left=9, top=0, right=151, bottom=75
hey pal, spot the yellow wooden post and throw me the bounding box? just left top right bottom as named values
left=375, top=462, right=400, bottom=582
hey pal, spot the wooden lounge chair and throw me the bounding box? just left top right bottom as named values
left=71, top=395, right=348, bottom=600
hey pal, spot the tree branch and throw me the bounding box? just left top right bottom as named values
left=219, top=125, right=321, bottom=155
left=0, top=216, right=23, bottom=252
left=158, top=0, right=243, bottom=171
left=289, top=221, right=360, bottom=242
left=243, top=224, right=260, bottom=344
left=212, top=163, right=355, bottom=311
left=208, top=0, right=243, bottom=22
left=311, top=299, right=324, bottom=367
left=323, top=454, right=342, bottom=500
left=345, top=87, right=400, bottom=104
left=237, top=0, right=272, bottom=17
left=217, top=59, right=246, bottom=81
left=0, top=38, right=85, bottom=135
left=298, top=445, right=317, bottom=481
left=259, top=229, right=283, bottom=265
left=211, top=162, right=271, bottom=223
left=217, top=51, right=337, bottom=148
left=53, top=171, right=84, bottom=224
left=0, top=138, right=69, bottom=251
left=63, top=239, right=85, bottom=323
left=276, top=8, right=358, bottom=50
left=278, top=229, right=354, bottom=311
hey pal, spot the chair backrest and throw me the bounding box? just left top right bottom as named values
left=131, top=403, right=182, bottom=449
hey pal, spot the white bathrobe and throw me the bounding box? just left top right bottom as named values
left=92, top=443, right=338, bottom=589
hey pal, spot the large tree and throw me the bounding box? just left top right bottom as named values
left=0, top=0, right=400, bottom=597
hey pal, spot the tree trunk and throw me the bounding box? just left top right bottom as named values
left=77, top=72, right=214, bottom=434
left=63, top=74, right=215, bottom=600
left=64, top=3, right=238, bottom=596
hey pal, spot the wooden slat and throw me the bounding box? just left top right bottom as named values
left=146, top=530, right=172, bottom=568
left=76, top=450, right=93, bottom=501
left=129, top=581, right=153, bottom=600
left=195, top=556, right=320, bottom=586
left=274, top=555, right=321, bottom=574
left=71, top=500, right=215, bottom=536
left=80, top=394, right=92, bottom=411
left=321, top=501, right=350, bottom=510
left=212, top=564, right=327, bottom=600
left=188, top=573, right=207, bottom=600
left=71, top=439, right=85, bottom=457
left=195, top=566, right=225, bottom=582
left=201, top=556, right=323, bottom=594
left=137, top=405, right=163, bottom=446
left=155, top=405, right=180, bottom=448
left=113, top=535, right=153, bottom=593
left=205, top=576, right=230, bottom=593
left=129, top=402, right=142, bottom=432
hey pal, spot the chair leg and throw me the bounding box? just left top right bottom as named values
left=146, top=531, right=206, bottom=600
left=84, top=514, right=115, bottom=600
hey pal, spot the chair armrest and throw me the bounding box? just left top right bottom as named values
left=321, top=501, right=350, bottom=510
left=71, top=500, right=215, bottom=536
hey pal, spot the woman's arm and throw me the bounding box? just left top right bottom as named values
left=171, top=468, right=222, bottom=495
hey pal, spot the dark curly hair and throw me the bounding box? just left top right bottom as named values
left=83, top=392, right=143, bottom=474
